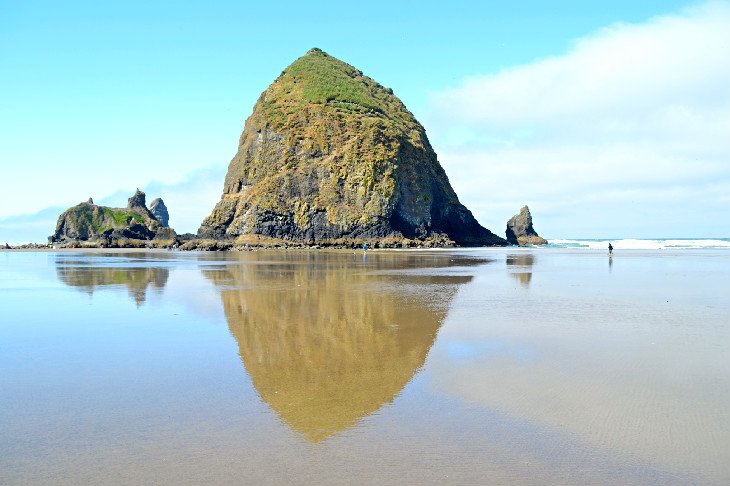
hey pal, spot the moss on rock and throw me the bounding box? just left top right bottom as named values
left=50, top=191, right=172, bottom=244
left=200, top=48, right=506, bottom=246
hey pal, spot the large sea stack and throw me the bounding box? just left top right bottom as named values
left=199, top=48, right=505, bottom=246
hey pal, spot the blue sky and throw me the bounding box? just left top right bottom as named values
left=1, top=0, right=728, bottom=241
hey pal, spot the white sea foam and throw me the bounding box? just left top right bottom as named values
left=548, top=238, right=730, bottom=250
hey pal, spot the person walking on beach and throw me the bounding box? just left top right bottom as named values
left=363, top=242, right=368, bottom=252
left=608, top=242, right=613, bottom=256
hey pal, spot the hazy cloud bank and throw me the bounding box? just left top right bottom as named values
left=0, top=164, right=226, bottom=244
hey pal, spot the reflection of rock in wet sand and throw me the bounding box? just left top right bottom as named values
left=55, top=258, right=169, bottom=306
left=204, top=252, right=478, bottom=442
left=506, top=254, right=535, bottom=287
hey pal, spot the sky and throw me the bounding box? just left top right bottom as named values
left=1, top=0, right=728, bottom=241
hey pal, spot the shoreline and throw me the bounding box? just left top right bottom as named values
left=4, top=237, right=728, bottom=252
left=4, top=246, right=728, bottom=254
left=5, top=233, right=498, bottom=252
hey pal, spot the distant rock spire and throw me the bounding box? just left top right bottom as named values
left=127, top=189, right=146, bottom=209
left=149, top=198, right=169, bottom=227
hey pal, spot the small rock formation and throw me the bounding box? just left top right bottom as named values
left=49, top=190, right=175, bottom=244
left=506, top=206, right=548, bottom=246
left=199, top=48, right=506, bottom=247
left=149, top=198, right=169, bottom=227
left=127, top=189, right=147, bottom=210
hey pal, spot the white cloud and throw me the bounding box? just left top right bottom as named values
left=427, top=1, right=730, bottom=238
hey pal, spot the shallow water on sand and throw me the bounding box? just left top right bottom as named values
left=1, top=248, right=728, bottom=485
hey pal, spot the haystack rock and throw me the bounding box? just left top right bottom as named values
left=199, top=48, right=506, bottom=246
left=50, top=190, right=174, bottom=243
left=149, top=198, right=169, bottom=227
left=505, top=205, right=548, bottom=246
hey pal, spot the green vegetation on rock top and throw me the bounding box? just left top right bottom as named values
left=104, top=207, right=144, bottom=225
left=265, top=48, right=415, bottom=127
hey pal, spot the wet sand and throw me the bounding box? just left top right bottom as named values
left=1, top=248, right=728, bottom=485
left=1, top=247, right=171, bottom=253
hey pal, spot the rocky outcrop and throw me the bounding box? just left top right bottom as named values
left=199, top=48, right=506, bottom=247
left=127, top=190, right=144, bottom=208
left=49, top=190, right=175, bottom=244
left=149, top=198, right=169, bottom=227
left=505, top=205, right=547, bottom=246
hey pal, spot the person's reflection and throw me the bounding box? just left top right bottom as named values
left=55, top=256, right=169, bottom=306
left=506, top=254, right=535, bottom=288
left=204, top=252, right=479, bottom=442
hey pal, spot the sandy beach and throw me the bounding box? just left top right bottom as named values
left=1, top=248, right=728, bottom=485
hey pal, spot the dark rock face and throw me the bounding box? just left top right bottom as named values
left=126, top=189, right=163, bottom=226
left=153, top=227, right=176, bottom=240
left=127, top=189, right=147, bottom=209
left=506, top=206, right=548, bottom=246
left=149, top=198, right=169, bottom=227
left=50, top=191, right=174, bottom=244
left=199, top=48, right=506, bottom=247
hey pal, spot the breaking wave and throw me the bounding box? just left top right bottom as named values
left=548, top=239, right=730, bottom=250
